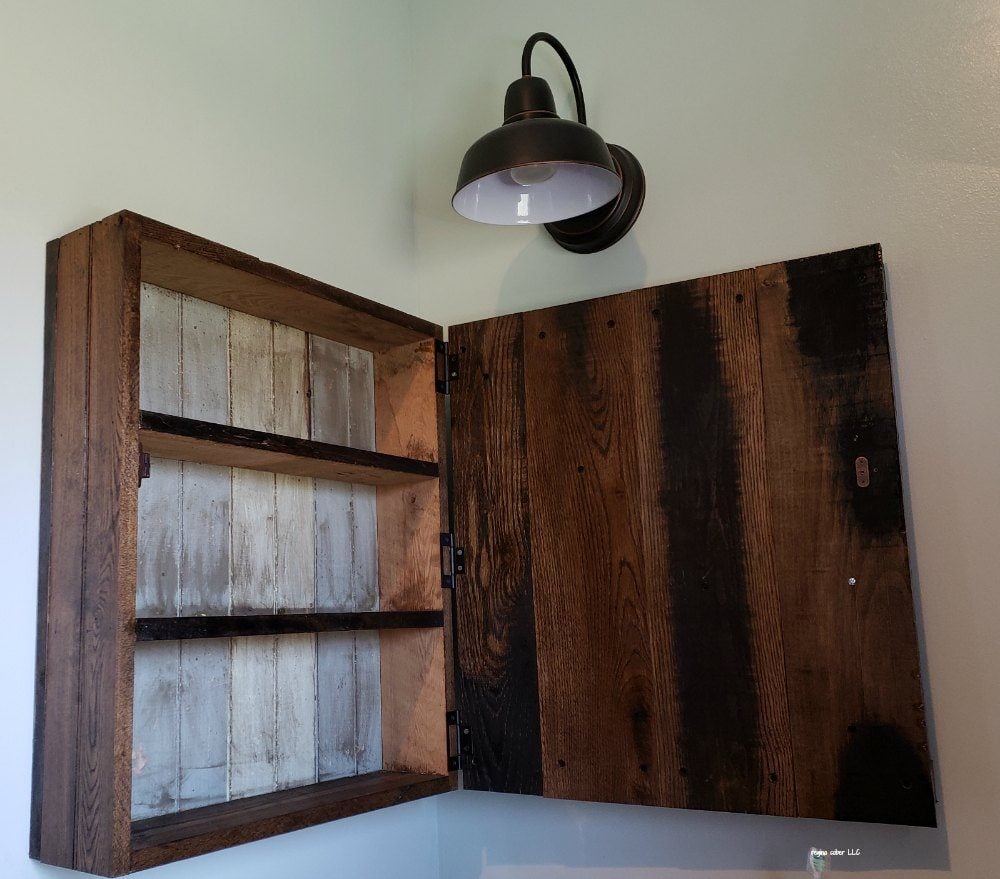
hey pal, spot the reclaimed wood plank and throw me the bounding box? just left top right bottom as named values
left=448, top=317, right=542, bottom=794
left=756, top=245, right=934, bottom=825
left=31, top=229, right=92, bottom=867
left=648, top=273, right=793, bottom=814
left=130, top=772, right=451, bottom=871
left=178, top=295, right=231, bottom=812
left=133, top=283, right=182, bottom=820
left=310, top=336, right=360, bottom=780
left=272, top=323, right=317, bottom=790
left=75, top=214, right=140, bottom=876
left=139, top=412, right=437, bottom=484
left=522, top=297, right=664, bottom=807
left=373, top=340, right=445, bottom=777
left=348, top=346, right=381, bottom=774
left=134, top=215, right=439, bottom=352
left=229, top=311, right=278, bottom=799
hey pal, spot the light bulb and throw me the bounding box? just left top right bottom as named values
left=510, top=163, right=556, bottom=185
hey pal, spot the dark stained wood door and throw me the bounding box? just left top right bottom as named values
left=449, top=244, right=935, bottom=826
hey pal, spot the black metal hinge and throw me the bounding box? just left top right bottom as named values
left=446, top=709, right=474, bottom=771
left=138, top=448, right=151, bottom=486
left=435, top=340, right=460, bottom=395
left=440, top=533, right=466, bottom=589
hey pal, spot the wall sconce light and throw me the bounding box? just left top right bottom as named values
left=453, top=32, right=645, bottom=254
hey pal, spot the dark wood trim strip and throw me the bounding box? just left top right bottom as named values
left=130, top=771, right=452, bottom=871
left=139, top=411, right=439, bottom=485
left=135, top=611, right=445, bottom=641
left=31, top=229, right=93, bottom=868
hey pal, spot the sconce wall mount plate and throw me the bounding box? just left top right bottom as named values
left=453, top=32, right=645, bottom=254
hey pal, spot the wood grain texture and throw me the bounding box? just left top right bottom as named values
left=756, top=246, right=934, bottom=826
left=177, top=293, right=231, bottom=813
left=449, top=316, right=542, bottom=794
left=32, top=229, right=92, bottom=866
left=136, top=220, right=437, bottom=353
left=229, top=311, right=279, bottom=799
left=452, top=246, right=930, bottom=826
left=523, top=297, right=665, bottom=807
left=373, top=338, right=446, bottom=777
left=133, top=284, right=182, bottom=820
left=76, top=213, right=141, bottom=876
left=130, top=771, right=451, bottom=871
left=139, top=411, right=438, bottom=484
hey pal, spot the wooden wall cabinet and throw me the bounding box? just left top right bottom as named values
left=32, top=213, right=934, bottom=876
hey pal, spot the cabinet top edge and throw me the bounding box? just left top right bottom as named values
left=48, top=210, right=442, bottom=350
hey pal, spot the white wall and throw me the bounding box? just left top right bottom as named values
left=0, top=2, right=438, bottom=878
left=411, top=1, right=1000, bottom=877
left=5, top=2, right=1000, bottom=878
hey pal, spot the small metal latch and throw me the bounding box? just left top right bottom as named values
left=138, top=449, right=151, bottom=486
left=435, top=340, right=460, bottom=395
left=440, top=533, right=466, bottom=589
left=446, top=709, right=474, bottom=771
left=855, top=455, right=870, bottom=488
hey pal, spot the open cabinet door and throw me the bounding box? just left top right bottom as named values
left=449, top=244, right=935, bottom=826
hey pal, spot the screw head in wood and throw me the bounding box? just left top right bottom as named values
left=848, top=577, right=857, bottom=586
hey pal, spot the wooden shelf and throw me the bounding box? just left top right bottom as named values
left=136, top=610, right=445, bottom=641
left=134, top=211, right=441, bottom=353
left=130, top=771, right=452, bottom=871
left=139, top=411, right=438, bottom=485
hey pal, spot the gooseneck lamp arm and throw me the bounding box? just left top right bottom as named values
left=521, top=32, right=587, bottom=126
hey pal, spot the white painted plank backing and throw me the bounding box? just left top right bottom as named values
left=229, top=311, right=279, bottom=798
left=178, top=294, right=231, bottom=810
left=273, top=323, right=317, bottom=789
left=133, top=284, right=181, bottom=818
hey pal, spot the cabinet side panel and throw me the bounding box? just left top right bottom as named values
left=756, top=245, right=934, bottom=825
left=449, top=317, right=542, bottom=795
left=76, top=215, right=141, bottom=875
left=374, top=340, right=446, bottom=776
left=32, top=229, right=92, bottom=867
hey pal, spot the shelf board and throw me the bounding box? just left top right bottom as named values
left=139, top=411, right=438, bottom=485
left=136, top=610, right=445, bottom=641
left=129, top=211, right=441, bottom=353
left=130, top=770, right=453, bottom=871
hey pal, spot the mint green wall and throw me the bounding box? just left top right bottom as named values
left=413, top=2, right=1000, bottom=877
left=0, top=3, right=437, bottom=878
left=3, top=2, right=999, bottom=878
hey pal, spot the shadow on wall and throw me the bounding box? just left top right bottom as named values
left=437, top=789, right=949, bottom=877
left=494, top=228, right=649, bottom=317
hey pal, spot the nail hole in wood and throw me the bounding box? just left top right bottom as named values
left=538, top=331, right=547, bottom=339
left=769, top=772, right=778, bottom=782
left=735, top=293, right=745, bottom=303
left=607, top=319, right=616, bottom=328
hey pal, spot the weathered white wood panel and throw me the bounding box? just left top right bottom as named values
left=133, top=284, right=181, bottom=819
left=229, top=311, right=279, bottom=798
left=273, top=323, right=318, bottom=789
left=348, top=347, right=382, bottom=774
left=311, top=337, right=359, bottom=780
left=136, top=287, right=385, bottom=815
left=178, top=295, right=231, bottom=810
left=310, top=336, right=382, bottom=779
